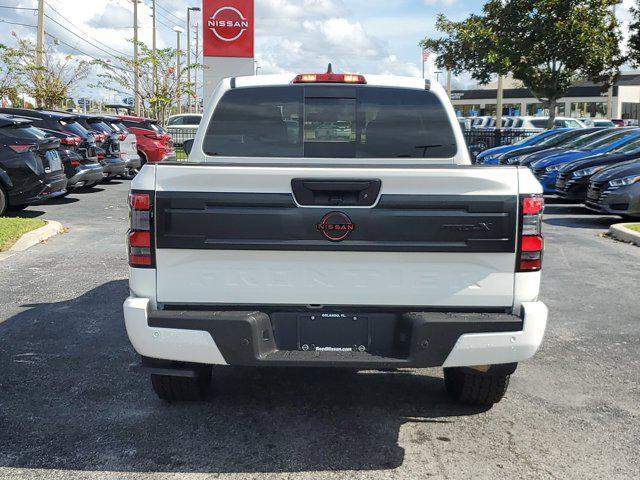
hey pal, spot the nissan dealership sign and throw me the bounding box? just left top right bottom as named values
left=203, top=0, right=254, bottom=58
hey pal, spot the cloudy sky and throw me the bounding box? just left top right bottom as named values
left=2, top=0, right=637, bottom=101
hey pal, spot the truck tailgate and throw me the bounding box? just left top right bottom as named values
left=153, top=165, right=519, bottom=307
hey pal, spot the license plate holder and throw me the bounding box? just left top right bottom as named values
left=45, top=150, right=62, bottom=172
left=298, top=314, right=369, bottom=352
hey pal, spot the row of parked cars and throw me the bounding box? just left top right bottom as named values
left=460, top=116, right=636, bottom=131
left=476, top=127, right=640, bottom=218
left=0, top=108, right=176, bottom=216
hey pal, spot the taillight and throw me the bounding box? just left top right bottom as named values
left=517, top=195, right=544, bottom=272
left=128, top=191, right=154, bottom=268
left=119, top=134, right=127, bottom=141
left=144, top=133, right=164, bottom=140
left=60, top=136, right=81, bottom=146
left=9, top=144, right=36, bottom=153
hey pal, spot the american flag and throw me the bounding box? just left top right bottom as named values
left=422, top=49, right=429, bottom=62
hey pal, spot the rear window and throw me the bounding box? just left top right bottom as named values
left=60, top=120, right=91, bottom=139
left=0, top=124, right=48, bottom=140
left=202, top=86, right=457, bottom=159
left=168, top=115, right=201, bottom=126
left=88, top=121, right=114, bottom=134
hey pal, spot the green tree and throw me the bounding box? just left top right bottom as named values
left=10, top=38, right=90, bottom=109
left=628, top=0, right=640, bottom=67
left=0, top=44, right=22, bottom=102
left=422, top=0, right=624, bottom=127
left=93, top=41, right=199, bottom=123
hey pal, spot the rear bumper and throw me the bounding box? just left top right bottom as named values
left=101, top=158, right=127, bottom=176
left=123, top=299, right=548, bottom=368
left=123, top=154, right=142, bottom=169
left=68, top=164, right=105, bottom=187
left=11, top=174, right=68, bottom=206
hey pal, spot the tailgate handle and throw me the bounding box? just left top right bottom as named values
left=291, top=179, right=381, bottom=206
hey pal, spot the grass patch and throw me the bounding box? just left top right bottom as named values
left=0, top=217, right=47, bottom=252
left=175, top=148, right=187, bottom=161
left=626, top=224, right=640, bottom=232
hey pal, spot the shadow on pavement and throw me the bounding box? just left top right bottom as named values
left=42, top=196, right=80, bottom=206
left=544, top=215, right=621, bottom=229
left=0, top=280, right=488, bottom=475
left=70, top=186, right=106, bottom=195
left=5, top=210, right=46, bottom=219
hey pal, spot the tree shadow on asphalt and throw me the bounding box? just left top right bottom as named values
left=0, top=280, right=489, bottom=475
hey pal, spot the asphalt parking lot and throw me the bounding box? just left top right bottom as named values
left=0, top=180, right=638, bottom=480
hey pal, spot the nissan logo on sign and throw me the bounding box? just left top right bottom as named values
left=203, top=0, right=254, bottom=58
left=208, top=6, right=249, bottom=42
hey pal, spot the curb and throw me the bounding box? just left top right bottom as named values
left=0, top=220, right=64, bottom=261
left=609, top=223, right=640, bottom=246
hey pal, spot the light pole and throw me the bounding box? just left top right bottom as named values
left=152, top=0, right=157, bottom=99
left=133, top=0, right=140, bottom=116
left=187, top=7, right=201, bottom=113
left=173, top=26, right=184, bottom=114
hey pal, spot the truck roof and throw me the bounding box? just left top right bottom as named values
left=230, top=73, right=438, bottom=92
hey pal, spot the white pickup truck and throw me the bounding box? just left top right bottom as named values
left=123, top=71, right=548, bottom=406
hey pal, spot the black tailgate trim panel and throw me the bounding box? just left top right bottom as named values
left=155, top=192, right=517, bottom=252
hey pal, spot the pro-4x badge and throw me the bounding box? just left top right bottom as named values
left=317, top=212, right=355, bottom=242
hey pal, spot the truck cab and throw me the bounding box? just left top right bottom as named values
left=124, top=71, right=548, bottom=406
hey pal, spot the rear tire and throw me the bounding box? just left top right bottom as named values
left=0, top=186, right=7, bottom=216
left=151, top=367, right=212, bottom=402
left=443, top=367, right=510, bottom=406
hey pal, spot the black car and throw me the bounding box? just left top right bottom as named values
left=556, top=137, right=640, bottom=201
left=499, top=128, right=603, bottom=165
left=0, top=108, right=104, bottom=188
left=74, top=115, right=126, bottom=181
left=0, top=115, right=67, bottom=215
left=585, top=159, right=640, bottom=218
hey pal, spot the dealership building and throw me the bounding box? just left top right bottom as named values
left=450, top=73, right=640, bottom=120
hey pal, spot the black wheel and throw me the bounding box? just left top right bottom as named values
left=0, top=186, right=7, bottom=216
left=444, top=367, right=510, bottom=406
left=151, top=367, right=212, bottom=402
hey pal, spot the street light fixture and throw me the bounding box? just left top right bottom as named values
left=187, top=7, right=201, bottom=113
left=173, top=26, right=184, bottom=114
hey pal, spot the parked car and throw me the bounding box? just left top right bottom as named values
left=166, top=113, right=202, bottom=130
left=74, top=115, right=128, bottom=181
left=457, top=117, right=471, bottom=130
left=0, top=108, right=104, bottom=189
left=166, top=113, right=202, bottom=146
left=555, top=138, right=640, bottom=201
left=0, top=115, right=67, bottom=215
left=580, top=118, right=616, bottom=128
left=530, top=128, right=640, bottom=193
left=476, top=128, right=572, bottom=164
left=611, top=119, right=626, bottom=127
left=102, top=116, right=141, bottom=177
left=585, top=159, right=640, bottom=218
left=518, top=116, right=586, bottom=130
left=499, top=128, right=606, bottom=165
left=124, top=72, right=548, bottom=406
left=118, top=116, right=176, bottom=164
left=508, top=128, right=618, bottom=167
